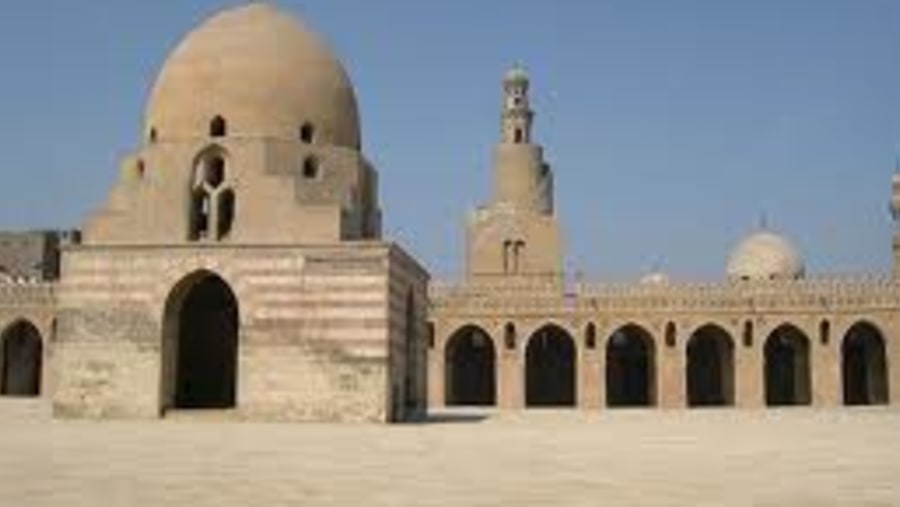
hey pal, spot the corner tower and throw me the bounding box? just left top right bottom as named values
left=466, top=67, right=563, bottom=278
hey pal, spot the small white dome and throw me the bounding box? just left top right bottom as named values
left=726, top=230, right=804, bottom=281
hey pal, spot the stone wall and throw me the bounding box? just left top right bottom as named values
left=53, top=242, right=427, bottom=422
left=430, top=275, right=900, bottom=410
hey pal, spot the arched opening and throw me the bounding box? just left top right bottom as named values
left=842, top=322, right=889, bottom=405
left=189, top=189, right=211, bottom=241
left=503, top=322, right=516, bottom=350
left=216, top=189, right=235, bottom=239
left=162, top=272, right=239, bottom=410
left=203, top=156, right=226, bottom=189
left=209, top=116, right=227, bottom=137
left=686, top=325, right=735, bottom=407
left=300, top=123, right=315, bottom=143
left=444, top=325, right=496, bottom=406
left=585, top=322, right=597, bottom=350
left=606, top=324, right=656, bottom=407
left=764, top=324, right=811, bottom=406
left=526, top=325, right=576, bottom=407
left=302, top=156, right=320, bottom=179
left=1, top=320, right=42, bottom=397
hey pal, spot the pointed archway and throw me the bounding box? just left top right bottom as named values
left=606, top=324, right=656, bottom=407
left=764, top=324, right=811, bottom=406
left=686, top=324, right=735, bottom=407
left=525, top=325, right=576, bottom=407
left=162, top=271, right=239, bottom=410
left=842, top=322, right=889, bottom=405
left=444, top=325, right=496, bottom=406
left=1, top=320, right=42, bottom=397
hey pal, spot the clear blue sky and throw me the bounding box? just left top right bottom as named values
left=1, top=1, right=899, bottom=281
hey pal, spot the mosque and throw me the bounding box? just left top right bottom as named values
left=0, top=4, right=897, bottom=422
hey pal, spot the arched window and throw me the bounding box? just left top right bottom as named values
left=819, top=319, right=831, bottom=346
left=665, top=322, right=677, bottom=348
left=190, top=149, right=235, bottom=242
left=210, top=116, right=227, bottom=138
left=189, top=188, right=211, bottom=240
left=514, top=128, right=523, bottom=143
left=204, top=156, right=225, bottom=188
left=585, top=322, right=597, bottom=349
left=149, top=127, right=158, bottom=144
left=216, top=189, right=236, bottom=239
left=504, top=322, right=516, bottom=350
left=743, top=320, right=754, bottom=348
left=303, top=156, right=320, bottom=179
left=300, top=123, right=315, bottom=143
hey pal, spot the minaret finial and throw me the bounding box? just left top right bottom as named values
left=758, top=211, right=769, bottom=230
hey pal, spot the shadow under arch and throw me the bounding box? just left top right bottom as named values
left=1, top=319, right=42, bottom=397
left=525, top=324, right=576, bottom=407
left=606, top=323, right=656, bottom=407
left=764, top=323, right=811, bottom=406
left=686, top=324, right=735, bottom=407
left=444, top=324, right=496, bottom=406
left=161, top=270, right=239, bottom=412
left=842, top=321, right=889, bottom=405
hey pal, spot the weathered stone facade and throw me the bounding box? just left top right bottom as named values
left=430, top=69, right=900, bottom=412
left=0, top=4, right=428, bottom=423
left=0, top=3, right=896, bottom=423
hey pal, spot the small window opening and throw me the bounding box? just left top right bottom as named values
left=514, top=128, right=523, bottom=144
left=427, top=322, right=435, bottom=349
left=210, top=116, right=227, bottom=138
left=149, top=128, right=158, bottom=144
left=819, top=320, right=830, bottom=346
left=743, top=321, right=754, bottom=347
left=189, top=189, right=211, bottom=240
left=504, top=323, right=516, bottom=350
left=585, top=323, right=597, bottom=350
left=205, top=156, right=226, bottom=188
left=136, top=159, right=146, bottom=179
left=300, top=123, right=315, bottom=143
left=303, top=156, right=320, bottom=179
left=216, top=189, right=236, bottom=239
left=665, top=322, right=677, bottom=348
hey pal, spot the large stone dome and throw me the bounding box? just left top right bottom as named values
left=145, top=3, right=360, bottom=148
left=726, top=229, right=805, bottom=281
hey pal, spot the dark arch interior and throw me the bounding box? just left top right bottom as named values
left=445, top=326, right=496, bottom=406
left=606, top=325, right=655, bottom=407
left=764, top=326, right=811, bottom=406
left=526, top=326, right=576, bottom=407
left=173, top=274, right=239, bottom=409
left=842, top=323, right=889, bottom=405
left=687, top=326, right=735, bottom=407
left=1, top=321, right=42, bottom=397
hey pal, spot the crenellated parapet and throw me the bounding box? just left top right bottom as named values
left=430, top=274, right=900, bottom=317
left=0, top=279, right=56, bottom=309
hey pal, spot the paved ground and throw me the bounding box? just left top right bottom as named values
left=0, top=405, right=898, bottom=506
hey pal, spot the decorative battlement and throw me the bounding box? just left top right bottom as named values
left=0, top=279, right=55, bottom=308
left=430, top=274, right=900, bottom=315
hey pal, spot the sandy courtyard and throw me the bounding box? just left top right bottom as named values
left=0, top=405, right=898, bottom=506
